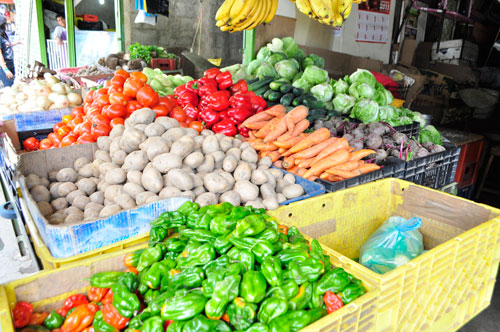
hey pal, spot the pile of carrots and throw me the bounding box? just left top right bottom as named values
left=241, top=105, right=381, bottom=182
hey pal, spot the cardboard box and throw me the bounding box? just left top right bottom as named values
left=255, top=15, right=297, bottom=51
left=399, top=39, right=418, bottom=66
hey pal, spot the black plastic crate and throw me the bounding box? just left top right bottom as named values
left=457, top=184, right=474, bottom=200
left=403, top=143, right=461, bottom=189
left=392, top=121, right=420, bottom=138
left=316, top=156, right=406, bottom=192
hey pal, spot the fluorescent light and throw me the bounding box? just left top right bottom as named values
left=99, top=0, right=105, bottom=4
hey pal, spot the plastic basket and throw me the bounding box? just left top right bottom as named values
left=0, top=230, right=381, bottom=332
left=150, top=58, right=177, bottom=70
left=316, top=157, right=405, bottom=193
left=1, top=108, right=72, bottom=132
left=392, top=121, right=420, bottom=138
left=278, top=168, right=325, bottom=205
left=403, top=143, right=461, bottom=188
left=268, top=178, right=500, bottom=332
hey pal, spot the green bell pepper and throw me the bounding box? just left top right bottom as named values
left=266, top=279, right=299, bottom=300
left=240, top=270, right=267, bottom=303
left=244, top=322, right=270, bottom=332
left=287, top=281, right=312, bottom=311
left=111, top=282, right=141, bottom=318
left=166, top=320, right=187, bottom=332
left=177, top=201, right=199, bottom=215
left=252, top=240, right=276, bottom=264
left=308, top=281, right=323, bottom=309
left=139, top=316, right=164, bottom=332
left=128, top=311, right=153, bottom=330
left=261, top=256, right=283, bottom=287
left=144, top=289, right=160, bottom=304
left=348, top=273, right=363, bottom=286
left=149, top=226, right=168, bottom=244
left=205, top=274, right=241, bottom=319
left=146, top=290, right=174, bottom=315
left=214, top=232, right=233, bottom=255
left=234, top=215, right=266, bottom=237
left=283, top=258, right=324, bottom=284
left=176, top=243, right=216, bottom=268
left=210, top=214, right=237, bottom=236
left=316, top=267, right=350, bottom=294
left=239, top=249, right=255, bottom=271
left=151, top=211, right=186, bottom=228
left=203, top=255, right=230, bottom=271
left=281, top=242, right=310, bottom=252
left=163, top=238, right=187, bottom=253
left=309, top=239, right=332, bottom=272
left=137, top=246, right=163, bottom=271
left=164, top=267, right=204, bottom=291
left=338, top=283, right=366, bottom=304
left=227, top=297, right=258, bottom=330
left=118, top=272, right=139, bottom=293
left=226, top=247, right=241, bottom=261
left=182, top=314, right=231, bottom=332
left=256, top=227, right=279, bottom=244
left=179, top=227, right=216, bottom=244
left=93, top=311, right=118, bottom=332
left=276, top=249, right=310, bottom=266
left=257, top=296, right=288, bottom=325
left=164, top=251, right=179, bottom=260
left=43, top=311, right=64, bottom=329
left=161, top=290, right=207, bottom=321
left=229, top=236, right=259, bottom=251
left=202, top=269, right=225, bottom=298
left=90, top=271, right=124, bottom=288
left=287, top=226, right=305, bottom=244
left=230, top=206, right=251, bottom=220
left=143, top=260, right=172, bottom=289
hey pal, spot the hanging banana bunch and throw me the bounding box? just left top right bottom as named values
left=215, top=0, right=279, bottom=32
left=294, top=0, right=365, bottom=27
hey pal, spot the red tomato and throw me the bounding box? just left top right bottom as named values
left=77, top=133, right=95, bottom=144
left=107, top=85, right=124, bottom=95
left=53, top=122, right=65, bottom=132
left=92, top=115, right=111, bottom=126
left=189, top=121, right=204, bottom=133
left=123, top=77, right=144, bottom=98
left=106, top=104, right=126, bottom=119
left=130, top=71, right=148, bottom=83
left=39, top=138, right=53, bottom=150
left=68, top=116, right=83, bottom=129
left=126, top=100, right=142, bottom=117
left=71, top=106, right=84, bottom=118
left=85, top=90, right=95, bottom=104
left=109, top=92, right=129, bottom=106
left=136, top=85, right=159, bottom=108
left=158, top=97, right=178, bottom=111
left=152, top=105, right=168, bottom=118
left=95, top=95, right=110, bottom=108
left=110, top=75, right=126, bottom=87
left=104, top=80, right=111, bottom=88
left=91, top=123, right=111, bottom=140
left=170, top=106, right=187, bottom=123
left=62, top=115, right=73, bottom=124
left=48, top=133, right=63, bottom=145
left=95, top=88, right=109, bottom=96
left=110, top=117, right=125, bottom=128
left=61, top=135, right=77, bottom=147
left=115, top=69, right=130, bottom=79
left=57, top=126, right=71, bottom=137
left=90, top=100, right=103, bottom=111
left=75, top=121, right=92, bottom=136
left=87, top=107, right=102, bottom=119
left=23, top=137, right=40, bottom=151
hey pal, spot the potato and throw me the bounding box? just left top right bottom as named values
left=48, top=213, right=66, bottom=225
left=219, top=191, right=241, bottom=206
left=39, top=177, right=49, bottom=188
left=95, top=150, right=111, bottom=163
left=251, top=169, right=268, bottom=185
left=241, top=147, right=258, bottom=164
left=201, top=129, right=214, bottom=137
left=64, top=206, right=82, bottom=216
left=78, top=163, right=95, bottom=178
left=219, top=137, right=233, bottom=152
left=193, top=186, right=206, bottom=196
left=258, top=156, right=272, bottom=169
left=141, top=167, right=163, bottom=193
left=115, top=193, right=137, bottom=210
left=48, top=171, right=58, bottom=182
left=84, top=202, right=104, bottom=219
left=226, top=148, right=241, bottom=160
left=215, top=133, right=225, bottom=141
left=195, top=192, right=217, bottom=207
left=283, top=173, right=296, bottom=184
left=202, top=135, right=220, bottom=154
left=233, top=138, right=242, bottom=148
left=57, top=182, right=77, bottom=197
left=51, top=197, right=68, bottom=211
left=37, top=201, right=53, bottom=216
left=162, top=128, right=186, bottom=141
left=269, top=168, right=284, bottom=180
left=127, top=170, right=142, bottom=185
left=57, top=168, right=78, bottom=183
left=90, top=177, right=100, bottom=185
left=120, top=127, right=146, bottom=153
left=111, top=150, right=127, bottom=166
left=122, top=150, right=148, bottom=171
left=234, top=181, right=259, bottom=203
left=204, top=172, right=230, bottom=193
left=260, top=183, right=276, bottom=199
left=97, top=180, right=110, bottom=193
left=97, top=136, right=112, bottom=151
left=76, top=178, right=97, bottom=195
left=141, top=137, right=170, bottom=161
left=89, top=191, right=104, bottom=205
left=184, top=151, right=204, bottom=169
left=66, top=189, right=85, bottom=204
left=239, top=142, right=251, bottom=150
left=210, top=151, right=225, bottom=164
left=167, top=169, right=194, bottom=191
left=30, top=185, right=51, bottom=202
left=233, top=162, right=252, bottom=182
left=276, top=179, right=291, bottom=193
left=282, top=184, right=304, bottom=199
left=145, top=123, right=166, bottom=137
left=105, top=168, right=126, bottom=185
left=190, top=173, right=204, bottom=187
left=109, top=124, right=125, bottom=138
left=135, top=124, right=148, bottom=132
left=179, top=191, right=196, bottom=200
left=104, top=185, right=124, bottom=202
left=152, top=153, right=182, bottom=173
left=170, top=136, right=194, bottom=158
left=197, top=155, right=215, bottom=173
left=245, top=200, right=264, bottom=209
left=128, top=108, right=156, bottom=125
left=263, top=197, right=279, bottom=210
left=155, top=117, right=179, bottom=130
left=25, top=174, right=40, bottom=190
left=123, top=183, right=144, bottom=199
left=159, top=187, right=181, bottom=199
left=50, top=182, right=62, bottom=199
left=109, top=137, right=121, bottom=156
left=104, top=198, right=112, bottom=206
left=145, top=195, right=162, bottom=204
left=99, top=204, right=122, bottom=217
left=136, top=191, right=157, bottom=206
left=73, top=195, right=90, bottom=210
left=65, top=212, right=83, bottom=223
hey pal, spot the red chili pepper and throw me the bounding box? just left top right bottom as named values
left=57, top=307, right=69, bottom=318
left=88, top=287, right=109, bottom=302
left=212, top=119, right=237, bottom=136
left=176, top=91, right=199, bottom=108
left=227, top=107, right=254, bottom=124
left=231, top=79, right=248, bottom=94
left=13, top=302, right=33, bottom=328
left=197, top=77, right=217, bottom=87
left=64, top=294, right=89, bottom=311
left=324, top=291, right=344, bottom=314
left=101, top=289, right=113, bottom=305
left=204, top=68, right=221, bottom=80
left=250, top=95, right=267, bottom=113
left=183, top=103, right=199, bottom=120
left=197, top=83, right=218, bottom=97
left=165, top=320, right=174, bottom=330
left=29, top=312, right=49, bottom=325
left=206, top=91, right=230, bottom=111
left=60, top=303, right=98, bottom=332
left=185, top=80, right=199, bottom=94
left=199, top=109, right=221, bottom=128
left=216, top=71, right=233, bottom=90
left=229, top=93, right=253, bottom=111
left=237, top=125, right=250, bottom=137
left=101, top=303, right=130, bottom=330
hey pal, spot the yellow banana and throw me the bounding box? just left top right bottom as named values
left=265, top=0, right=279, bottom=23
left=342, top=2, right=352, bottom=19
left=230, top=0, right=254, bottom=23
left=229, top=0, right=245, bottom=19
left=296, top=0, right=314, bottom=18
left=216, top=0, right=236, bottom=21
left=244, top=0, right=266, bottom=30
left=338, top=0, right=352, bottom=16
left=310, top=0, right=329, bottom=19
left=232, top=0, right=260, bottom=30
left=330, top=0, right=343, bottom=27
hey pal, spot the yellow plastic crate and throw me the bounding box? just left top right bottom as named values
left=0, top=233, right=380, bottom=332
left=268, top=178, right=500, bottom=332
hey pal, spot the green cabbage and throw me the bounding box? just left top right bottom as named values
left=256, top=61, right=279, bottom=80
left=274, top=59, right=299, bottom=81
left=310, top=83, right=334, bottom=102
left=351, top=99, right=379, bottom=123
left=332, top=94, right=356, bottom=114
left=303, top=65, right=328, bottom=85
left=268, top=53, right=287, bottom=66
left=419, top=125, right=443, bottom=145
left=267, top=38, right=284, bottom=53
left=374, top=88, right=394, bottom=106
left=349, top=69, right=377, bottom=88
left=412, top=112, right=426, bottom=128
left=333, top=79, right=349, bottom=95
left=348, top=82, right=375, bottom=100
left=292, top=72, right=303, bottom=83
left=256, top=47, right=271, bottom=60
left=247, top=59, right=263, bottom=76
left=294, top=48, right=306, bottom=63
left=282, top=37, right=299, bottom=58
left=292, top=77, right=312, bottom=91
left=302, top=54, right=325, bottom=69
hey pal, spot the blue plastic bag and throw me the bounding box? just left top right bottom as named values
left=360, top=216, right=424, bottom=274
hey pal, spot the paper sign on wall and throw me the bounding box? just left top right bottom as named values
left=356, top=0, right=391, bottom=44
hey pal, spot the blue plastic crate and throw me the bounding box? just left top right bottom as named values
left=1, top=108, right=72, bottom=132
left=276, top=168, right=325, bottom=205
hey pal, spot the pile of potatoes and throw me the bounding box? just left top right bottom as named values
left=27, top=108, right=306, bottom=225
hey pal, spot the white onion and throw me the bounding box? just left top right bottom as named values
left=36, top=86, right=51, bottom=97
left=54, top=95, right=70, bottom=108
left=44, top=73, right=60, bottom=86
left=15, top=93, right=27, bottom=103
left=67, top=92, right=82, bottom=106
left=48, top=92, right=60, bottom=103
left=51, top=83, right=66, bottom=94
left=36, top=96, right=51, bottom=110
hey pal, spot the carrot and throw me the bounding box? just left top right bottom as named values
left=325, top=168, right=362, bottom=179
left=297, top=158, right=315, bottom=169
left=265, top=104, right=287, bottom=117
left=273, top=160, right=283, bottom=168
left=274, top=135, right=303, bottom=149
left=294, top=137, right=337, bottom=160
left=291, top=119, right=310, bottom=136
left=349, top=146, right=355, bottom=152
left=267, top=151, right=281, bottom=162
left=297, top=167, right=307, bottom=177
left=311, top=137, right=349, bottom=166
left=248, top=131, right=257, bottom=140
left=287, top=166, right=299, bottom=174
left=307, top=176, right=318, bottom=181
left=325, top=160, right=363, bottom=173
left=282, top=156, right=295, bottom=169
left=245, top=121, right=269, bottom=130
left=330, top=175, right=345, bottom=182
left=252, top=142, right=279, bottom=151
left=241, top=112, right=272, bottom=127
left=358, top=163, right=381, bottom=174
left=349, top=149, right=376, bottom=161
left=294, top=158, right=303, bottom=166
left=286, top=116, right=296, bottom=133
left=303, top=149, right=351, bottom=178
left=320, top=172, right=330, bottom=180
left=278, top=147, right=287, bottom=154
left=263, top=106, right=308, bottom=143
left=256, top=117, right=281, bottom=138
left=277, top=132, right=293, bottom=142
left=285, top=128, right=331, bottom=155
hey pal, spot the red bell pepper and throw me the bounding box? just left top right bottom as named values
left=183, top=103, right=199, bottom=120
left=212, top=119, right=237, bottom=136
left=197, top=77, right=217, bottom=87
left=229, top=93, right=252, bottom=111
left=227, top=107, right=254, bottom=124
left=185, top=80, right=199, bottom=94
left=13, top=302, right=33, bottom=328
left=199, top=109, right=221, bottom=128
left=216, top=71, right=233, bottom=90
left=64, top=294, right=89, bottom=311
left=206, top=91, right=230, bottom=111
left=324, top=291, right=344, bottom=314
left=250, top=95, right=267, bottom=113
left=219, top=110, right=230, bottom=120
left=174, top=84, right=189, bottom=96
left=238, top=125, right=250, bottom=137
left=198, top=99, right=209, bottom=113
left=231, top=79, right=248, bottom=94
left=176, top=91, right=199, bottom=108
left=197, top=83, right=218, bottom=97
left=204, top=68, right=221, bottom=80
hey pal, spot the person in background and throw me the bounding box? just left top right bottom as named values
left=54, top=14, right=67, bottom=45
left=0, top=15, right=19, bottom=87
